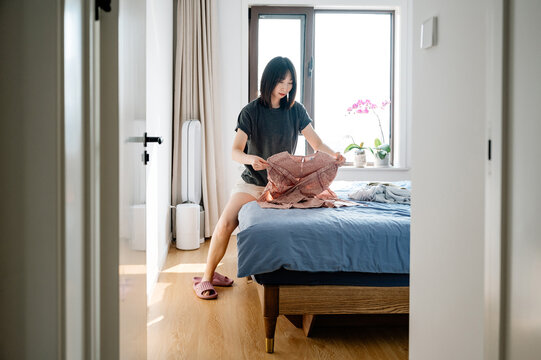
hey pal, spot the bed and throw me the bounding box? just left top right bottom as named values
left=236, top=181, right=411, bottom=353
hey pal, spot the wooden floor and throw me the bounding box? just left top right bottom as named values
left=147, top=237, right=409, bottom=360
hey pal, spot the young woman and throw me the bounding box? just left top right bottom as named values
left=193, top=56, right=345, bottom=299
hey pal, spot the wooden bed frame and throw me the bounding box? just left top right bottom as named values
left=250, top=278, right=409, bottom=353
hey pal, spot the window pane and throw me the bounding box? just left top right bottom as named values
left=258, top=16, right=304, bottom=102
left=314, top=12, right=392, bottom=163
left=294, top=135, right=306, bottom=155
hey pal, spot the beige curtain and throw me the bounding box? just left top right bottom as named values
left=172, top=0, right=224, bottom=237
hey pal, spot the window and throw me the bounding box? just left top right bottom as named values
left=249, top=7, right=396, bottom=165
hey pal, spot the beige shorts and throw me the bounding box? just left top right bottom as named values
left=230, top=179, right=265, bottom=200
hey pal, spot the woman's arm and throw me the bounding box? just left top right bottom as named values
left=232, top=129, right=269, bottom=170
left=301, top=124, right=345, bottom=163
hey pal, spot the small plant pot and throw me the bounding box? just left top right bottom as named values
left=374, top=154, right=390, bottom=167
left=353, top=152, right=367, bottom=168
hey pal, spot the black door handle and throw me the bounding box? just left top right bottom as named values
left=144, top=132, right=163, bottom=147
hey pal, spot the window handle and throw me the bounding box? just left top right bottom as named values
left=308, top=56, right=314, bottom=77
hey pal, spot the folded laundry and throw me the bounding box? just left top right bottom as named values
left=348, top=183, right=411, bottom=204
left=257, top=151, right=357, bottom=209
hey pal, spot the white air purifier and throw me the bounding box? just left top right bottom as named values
left=175, top=203, right=200, bottom=250
left=181, top=120, right=202, bottom=205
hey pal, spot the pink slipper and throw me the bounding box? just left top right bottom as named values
left=193, top=272, right=234, bottom=287
left=193, top=280, right=218, bottom=300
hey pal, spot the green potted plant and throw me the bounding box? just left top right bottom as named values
left=344, top=140, right=367, bottom=168
left=370, top=138, right=391, bottom=167
left=345, top=99, right=392, bottom=167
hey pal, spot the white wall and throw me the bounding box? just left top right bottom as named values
left=146, top=0, right=173, bottom=298
left=215, top=0, right=412, bottom=197
left=216, top=0, right=246, bottom=205
left=505, top=0, right=541, bottom=358
left=410, top=1, right=487, bottom=359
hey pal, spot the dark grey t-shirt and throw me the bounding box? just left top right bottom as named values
left=235, top=99, right=312, bottom=186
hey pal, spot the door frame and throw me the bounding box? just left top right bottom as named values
left=484, top=0, right=505, bottom=359
left=63, top=0, right=121, bottom=358
left=96, top=0, right=121, bottom=358
left=63, top=0, right=104, bottom=358
left=67, top=0, right=507, bottom=358
left=63, top=0, right=122, bottom=358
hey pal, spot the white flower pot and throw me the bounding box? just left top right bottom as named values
left=353, top=152, right=367, bottom=168
left=374, top=154, right=390, bottom=167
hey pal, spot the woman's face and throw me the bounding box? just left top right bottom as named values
left=271, top=71, right=293, bottom=105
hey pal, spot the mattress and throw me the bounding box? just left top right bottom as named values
left=236, top=181, right=411, bottom=278
left=253, top=268, right=409, bottom=287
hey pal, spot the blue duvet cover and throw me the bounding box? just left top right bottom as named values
left=236, top=181, right=411, bottom=277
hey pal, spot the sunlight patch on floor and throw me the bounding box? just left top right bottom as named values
left=162, top=262, right=224, bottom=273
left=147, top=315, right=164, bottom=327
left=119, top=264, right=146, bottom=275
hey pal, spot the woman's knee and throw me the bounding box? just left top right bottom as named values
left=215, top=215, right=238, bottom=236
left=218, top=217, right=238, bottom=234
left=213, top=192, right=254, bottom=236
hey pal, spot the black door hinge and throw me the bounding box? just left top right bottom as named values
left=488, top=139, right=492, bottom=160
left=95, top=0, right=111, bottom=21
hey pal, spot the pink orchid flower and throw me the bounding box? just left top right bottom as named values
left=345, top=98, right=390, bottom=145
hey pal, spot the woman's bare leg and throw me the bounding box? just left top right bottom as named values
left=201, top=192, right=256, bottom=291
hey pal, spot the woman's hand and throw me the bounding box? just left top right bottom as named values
left=334, top=152, right=346, bottom=165
left=250, top=155, right=269, bottom=170
left=301, top=125, right=346, bottom=165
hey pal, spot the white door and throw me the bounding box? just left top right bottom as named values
left=144, top=0, right=173, bottom=302
left=118, top=0, right=148, bottom=358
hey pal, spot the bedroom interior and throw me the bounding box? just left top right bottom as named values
left=155, top=0, right=412, bottom=355
left=2, top=0, right=541, bottom=359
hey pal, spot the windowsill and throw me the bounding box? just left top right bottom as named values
left=336, top=164, right=410, bottom=181
left=340, top=164, right=410, bottom=171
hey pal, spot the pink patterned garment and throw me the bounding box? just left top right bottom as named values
left=257, top=151, right=357, bottom=209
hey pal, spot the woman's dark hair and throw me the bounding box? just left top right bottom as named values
left=259, top=56, right=297, bottom=109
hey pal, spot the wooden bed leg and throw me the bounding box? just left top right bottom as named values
left=264, top=317, right=277, bottom=353
left=263, top=285, right=279, bottom=353
left=302, top=315, right=316, bottom=337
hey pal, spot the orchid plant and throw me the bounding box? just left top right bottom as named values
left=344, top=99, right=391, bottom=160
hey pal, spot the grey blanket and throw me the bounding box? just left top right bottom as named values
left=348, top=183, right=411, bottom=204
